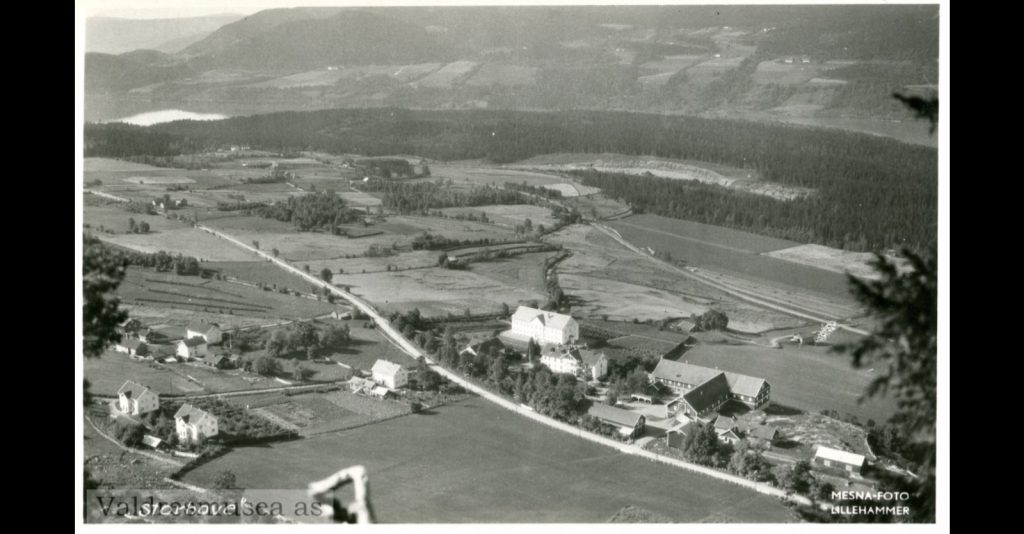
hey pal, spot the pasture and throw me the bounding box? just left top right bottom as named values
left=546, top=225, right=803, bottom=332
left=116, top=267, right=336, bottom=320
left=438, top=204, right=557, bottom=229
left=464, top=64, right=538, bottom=87
left=84, top=350, right=281, bottom=396
left=608, top=214, right=861, bottom=304
left=415, top=60, right=478, bottom=87
left=675, top=342, right=897, bottom=422
left=335, top=267, right=547, bottom=317
left=84, top=204, right=191, bottom=235
left=764, top=244, right=907, bottom=280
left=99, top=228, right=262, bottom=262
left=184, top=397, right=793, bottom=522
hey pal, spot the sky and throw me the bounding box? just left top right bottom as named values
left=81, top=0, right=919, bottom=20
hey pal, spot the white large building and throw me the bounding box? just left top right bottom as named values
left=509, top=306, right=579, bottom=345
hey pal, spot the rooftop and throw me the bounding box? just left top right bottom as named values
left=814, top=445, right=866, bottom=467
left=588, top=403, right=643, bottom=428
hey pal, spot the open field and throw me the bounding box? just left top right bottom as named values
left=438, top=204, right=558, bottom=229
left=608, top=214, right=863, bottom=308
left=84, top=204, right=191, bottom=235
left=184, top=397, right=794, bottom=523
left=764, top=244, right=909, bottom=280
left=464, top=64, right=538, bottom=87
left=98, top=227, right=262, bottom=262
left=203, top=215, right=516, bottom=262
left=431, top=163, right=568, bottom=188
left=674, top=342, right=896, bottom=422
left=84, top=349, right=282, bottom=396
left=415, top=60, right=478, bottom=87
left=116, top=267, right=337, bottom=320
left=328, top=324, right=416, bottom=371
left=336, top=266, right=547, bottom=317
left=467, top=252, right=555, bottom=296
left=302, top=250, right=440, bottom=274
left=202, top=260, right=325, bottom=294
left=546, top=225, right=805, bottom=332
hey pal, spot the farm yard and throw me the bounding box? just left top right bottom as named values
left=672, top=342, right=897, bottom=422
left=183, top=397, right=794, bottom=523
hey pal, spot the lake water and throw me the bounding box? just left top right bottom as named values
left=109, top=109, right=228, bottom=126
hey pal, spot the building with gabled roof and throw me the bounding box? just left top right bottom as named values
left=813, top=445, right=866, bottom=474
left=587, top=404, right=645, bottom=439
left=174, top=404, right=218, bottom=443
left=509, top=306, right=579, bottom=345
left=652, top=359, right=770, bottom=416
left=539, top=345, right=608, bottom=380
left=371, top=359, right=408, bottom=389
left=186, top=321, right=222, bottom=345
left=177, top=337, right=208, bottom=360
left=117, top=380, right=159, bottom=416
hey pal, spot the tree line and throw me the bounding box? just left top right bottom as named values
left=574, top=169, right=935, bottom=252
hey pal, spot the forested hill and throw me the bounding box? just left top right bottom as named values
left=84, top=108, right=936, bottom=252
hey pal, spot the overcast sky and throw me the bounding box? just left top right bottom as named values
left=83, top=0, right=902, bottom=20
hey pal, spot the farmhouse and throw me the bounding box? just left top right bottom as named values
left=539, top=345, right=608, bottom=380
left=652, top=359, right=770, bottom=417
left=114, top=338, right=149, bottom=358
left=177, top=337, right=209, bottom=360
left=748, top=424, right=780, bottom=445
left=813, top=446, right=866, bottom=475
left=174, top=404, right=218, bottom=443
left=186, top=321, right=223, bottom=345
left=117, top=380, right=159, bottom=416
left=713, top=416, right=742, bottom=445
left=509, top=306, right=579, bottom=345
left=666, top=418, right=696, bottom=449
left=371, top=359, right=409, bottom=389
left=587, top=404, right=645, bottom=439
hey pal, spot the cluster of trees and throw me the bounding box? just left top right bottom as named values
left=243, top=169, right=288, bottom=184
left=502, top=181, right=564, bottom=200
left=355, top=158, right=416, bottom=178
left=127, top=217, right=150, bottom=234
left=359, top=180, right=528, bottom=214
left=691, top=309, right=729, bottom=332
left=255, top=192, right=362, bottom=231
left=264, top=322, right=352, bottom=360
left=92, top=239, right=202, bottom=276
left=216, top=200, right=268, bottom=212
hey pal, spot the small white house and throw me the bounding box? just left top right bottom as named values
left=813, top=445, right=866, bottom=474
left=539, top=346, right=608, bottom=380
left=186, top=322, right=222, bottom=345
left=371, top=359, right=409, bottom=389
left=177, top=337, right=209, bottom=360
left=509, top=306, right=579, bottom=345
left=174, top=404, right=218, bottom=443
left=117, top=380, right=159, bottom=416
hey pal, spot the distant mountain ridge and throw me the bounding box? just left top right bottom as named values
left=86, top=14, right=244, bottom=54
